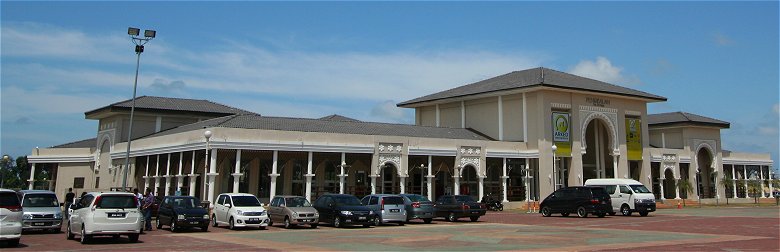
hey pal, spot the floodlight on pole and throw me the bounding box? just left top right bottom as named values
left=121, top=26, right=156, bottom=192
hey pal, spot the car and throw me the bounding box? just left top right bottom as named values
left=434, top=195, right=486, bottom=222
left=584, top=179, right=656, bottom=216
left=211, top=193, right=269, bottom=230
left=156, top=196, right=209, bottom=232
left=361, top=194, right=407, bottom=226
left=17, top=190, right=63, bottom=233
left=268, top=195, right=319, bottom=229
left=0, top=188, right=23, bottom=247
left=66, top=192, right=142, bottom=244
left=399, top=194, right=435, bottom=224
left=539, top=186, right=612, bottom=218
left=312, top=194, right=374, bottom=228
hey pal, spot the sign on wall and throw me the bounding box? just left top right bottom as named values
left=626, top=118, right=642, bottom=160
left=552, top=112, right=571, bottom=156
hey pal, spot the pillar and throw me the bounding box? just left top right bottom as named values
left=453, top=169, right=460, bottom=196
left=612, top=152, right=619, bottom=179
left=304, top=152, right=313, bottom=202
left=399, top=176, right=406, bottom=194
left=760, top=166, right=766, bottom=198
left=659, top=178, right=665, bottom=199
left=674, top=178, right=681, bottom=199
left=207, top=148, right=218, bottom=207
left=478, top=176, right=484, bottom=200
left=176, top=152, right=184, bottom=195
left=731, top=165, right=737, bottom=199
left=339, top=152, right=346, bottom=194
left=232, top=150, right=242, bottom=193
left=426, top=155, right=433, bottom=200
left=269, top=151, right=279, bottom=200
left=154, top=154, right=161, bottom=194
left=370, top=175, right=377, bottom=194
left=188, top=151, right=198, bottom=196
left=743, top=166, right=748, bottom=198
left=28, top=163, right=36, bottom=190
left=164, top=153, right=172, bottom=197
left=144, top=156, right=150, bottom=191
left=501, top=158, right=509, bottom=203
left=769, top=169, right=774, bottom=197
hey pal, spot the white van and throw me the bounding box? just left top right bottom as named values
left=584, top=179, right=656, bottom=216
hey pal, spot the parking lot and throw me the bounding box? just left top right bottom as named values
left=4, top=206, right=778, bottom=251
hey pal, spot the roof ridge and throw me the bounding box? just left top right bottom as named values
left=252, top=114, right=476, bottom=131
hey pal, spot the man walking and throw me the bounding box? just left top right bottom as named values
left=141, top=188, right=155, bottom=231
left=64, top=188, right=75, bottom=218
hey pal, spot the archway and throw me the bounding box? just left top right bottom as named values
left=663, top=169, right=675, bottom=199
left=696, top=148, right=715, bottom=198
left=460, top=165, right=478, bottom=200
left=582, top=118, right=615, bottom=180
left=379, top=162, right=399, bottom=194
left=98, top=140, right=111, bottom=189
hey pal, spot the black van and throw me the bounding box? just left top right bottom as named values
left=540, top=186, right=612, bottom=218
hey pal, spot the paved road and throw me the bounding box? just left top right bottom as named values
left=3, top=206, right=778, bottom=251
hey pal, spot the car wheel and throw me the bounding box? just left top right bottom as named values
left=259, top=226, right=267, bottom=230
left=447, top=213, right=457, bottom=222
left=211, top=215, right=218, bottom=227
left=201, top=225, right=209, bottom=232
left=621, top=205, right=631, bottom=216
left=128, top=233, right=139, bottom=243
left=156, top=218, right=163, bottom=229
left=470, top=216, right=479, bottom=222
left=112, top=234, right=120, bottom=239
left=170, top=220, right=177, bottom=232
left=7, top=238, right=20, bottom=247
left=229, top=217, right=236, bottom=230
left=577, top=206, right=589, bottom=218
left=561, top=212, right=570, bottom=217
left=597, top=213, right=606, bottom=218
left=284, top=217, right=292, bottom=229
left=541, top=206, right=552, bottom=217
left=423, top=218, right=432, bottom=224
left=609, top=212, right=616, bottom=216
left=639, top=211, right=649, bottom=217
left=498, top=205, right=504, bottom=211
left=333, top=216, right=342, bottom=228
left=398, top=222, right=405, bottom=226
left=310, top=224, right=318, bottom=229
left=80, top=225, right=90, bottom=244
left=374, top=216, right=382, bottom=226
left=66, top=223, right=74, bottom=240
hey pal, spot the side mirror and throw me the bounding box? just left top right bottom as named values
left=279, top=204, right=285, bottom=208
left=224, top=203, right=231, bottom=208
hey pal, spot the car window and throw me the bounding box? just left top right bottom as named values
left=173, top=198, right=198, bottom=208
left=361, top=197, right=369, bottom=205
left=0, top=191, right=21, bottom=207
left=404, top=194, right=431, bottom=203
left=604, top=185, right=617, bottom=194
left=553, top=189, right=565, bottom=198
left=80, top=195, right=95, bottom=207
left=629, top=185, right=652, bottom=193
left=333, top=196, right=362, bottom=206
left=313, top=196, right=325, bottom=207
left=368, top=196, right=378, bottom=205
left=97, top=195, right=137, bottom=209
left=454, top=195, right=474, bottom=203
left=383, top=196, right=404, bottom=204
left=231, top=196, right=261, bottom=207
left=270, top=197, right=279, bottom=207
left=217, top=195, right=226, bottom=205
left=22, top=194, right=59, bottom=207
left=620, top=185, right=633, bottom=194
left=285, top=197, right=312, bottom=207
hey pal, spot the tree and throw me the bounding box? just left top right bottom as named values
left=746, top=179, right=762, bottom=204
left=0, top=155, right=32, bottom=190
left=676, top=178, right=694, bottom=207
left=721, top=175, right=734, bottom=205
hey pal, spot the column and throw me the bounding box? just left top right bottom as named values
left=658, top=178, right=665, bottom=199
left=501, top=158, right=509, bottom=203
left=760, top=166, right=766, bottom=198
left=731, top=165, right=737, bottom=199
left=338, top=152, right=346, bottom=194
left=743, top=166, right=748, bottom=198
left=232, top=150, right=242, bottom=193
left=612, top=152, right=619, bottom=179
left=154, top=154, right=161, bottom=195
left=164, top=153, right=172, bottom=196
left=769, top=169, right=774, bottom=197
left=269, top=151, right=279, bottom=200
left=28, top=163, right=36, bottom=190
left=426, top=155, right=434, bottom=200
left=144, top=156, right=150, bottom=191
left=370, top=175, right=377, bottom=194
left=176, top=152, right=184, bottom=195
left=399, top=176, right=406, bottom=194
left=478, top=176, right=484, bottom=200
left=674, top=178, right=681, bottom=199
left=453, top=167, right=460, bottom=195
left=498, top=95, right=503, bottom=141
left=207, top=148, right=218, bottom=207
left=304, top=152, right=313, bottom=202
left=188, top=151, right=198, bottom=196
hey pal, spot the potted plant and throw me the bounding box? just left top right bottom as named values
left=676, top=178, right=693, bottom=207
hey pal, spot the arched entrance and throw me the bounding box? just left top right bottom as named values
left=460, top=165, right=478, bottom=200
left=696, top=148, right=715, bottom=198
left=582, top=118, right=615, bottom=180
left=663, top=169, right=675, bottom=199
left=379, top=163, right=399, bottom=194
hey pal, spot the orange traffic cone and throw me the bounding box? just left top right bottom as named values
left=677, top=201, right=682, bottom=209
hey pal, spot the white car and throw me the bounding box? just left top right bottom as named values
left=66, top=192, right=142, bottom=244
left=0, top=188, right=23, bottom=247
left=212, top=193, right=269, bottom=230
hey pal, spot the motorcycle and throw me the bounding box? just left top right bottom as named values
left=486, top=201, right=504, bottom=211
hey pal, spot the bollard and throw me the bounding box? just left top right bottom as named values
left=677, top=201, right=681, bottom=209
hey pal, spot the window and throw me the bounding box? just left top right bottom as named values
left=96, top=195, right=137, bottom=209
left=620, top=185, right=633, bottom=194
left=95, top=177, right=100, bottom=188
left=22, top=194, right=59, bottom=207
left=368, top=196, right=378, bottom=205
left=73, top=177, right=85, bottom=189
left=231, top=196, right=261, bottom=207
left=217, top=195, right=226, bottom=205
left=604, top=185, right=617, bottom=194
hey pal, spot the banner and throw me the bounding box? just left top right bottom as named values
left=552, top=112, right=571, bottom=156
left=626, top=118, right=642, bottom=160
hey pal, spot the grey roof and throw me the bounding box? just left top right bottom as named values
left=318, top=114, right=361, bottom=122
left=147, top=114, right=491, bottom=141
left=52, top=138, right=97, bottom=148
left=398, top=67, right=666, bottom=106
left=647, top=112, right=730, bottom=128
left=85, top=96, right=256, bottom=117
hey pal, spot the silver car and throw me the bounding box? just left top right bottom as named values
left=268, top=195, right=319, bottom=229
left=361, top=194, right=406, bottom=226
left=17, top=190, right=63, bottom=232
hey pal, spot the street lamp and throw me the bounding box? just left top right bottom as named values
left=695, top=169, right=701, bottom=208
left=203, top=130, right=212, bottom=201
left=551, top=144, right=558, bottom=190
left=1, top=155, right=9, bottom=188
left=121, top=27, right=156, bottom=191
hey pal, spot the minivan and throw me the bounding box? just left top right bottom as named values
left=361, top=194, right=406, bottom=226
left=540, top=186, right=612, bottom=218
left=584, top=178, right=656, bottom=216
left=17, top=190, right=63, bottom=233
left=1, top=188, right=23, bottom=247
left=66, top=192, right=142, bottom=244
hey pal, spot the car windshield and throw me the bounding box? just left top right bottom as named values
left=454, top=195, right=476, bottom=203
left=232, top=196, right=262, bottom=207
left=630, top=185, right=652, bottom=193
left=23, top=194, right=59, bottom=207
left=1, top=192, right=21, bottom=207
left=383, top=196, right=404, bottom=204
left=284, top=197, right=312, bottom=207
left=333, top=196, right=362, bottom=206
left=404, top=194, right=431, bottom=203
left=172, top=198, right=199, bottom=209
left=97, top=195, right=137, bottom=209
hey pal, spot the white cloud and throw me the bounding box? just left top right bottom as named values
left=714, top=32, right=734, bottom=46
left=568, top=57, right=637, bottom=85
left=0, top=86, right=123, bottom=121
left=773, top=103, right=779, bottom=115
left=371, top=100, right=411, bottom=123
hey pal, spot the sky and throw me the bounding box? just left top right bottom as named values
left=1, top=2, right=778, bottom=173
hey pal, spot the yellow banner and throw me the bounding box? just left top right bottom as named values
left=552, top=112, right=571, bottom=156
left=626, top=118, right=642, bottom=160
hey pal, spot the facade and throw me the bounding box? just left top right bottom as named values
left=27, top=67, right=774, bottom=208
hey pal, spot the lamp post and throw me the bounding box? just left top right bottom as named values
left=203, top=130, right=212, bottom=201
left=121, top=27, right=156, bottom=192
left=1, top=155, right=9, bottom=188
left=551, top=144, right=558, bottom=190
left=695, top=169, right=701, bottom=208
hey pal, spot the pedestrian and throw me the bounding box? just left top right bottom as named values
left=141, top=188, right=155, bottom=231
left=133, top=188, right=144, bottom=209
left=64, top=188, right=75, bottom=217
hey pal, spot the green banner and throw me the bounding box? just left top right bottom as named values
left=552, top=112, right=571, bottom=156
left=626, top=118, right=642, bottom=160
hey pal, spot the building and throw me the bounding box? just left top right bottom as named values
left=27, top=67, right=774, bottom=207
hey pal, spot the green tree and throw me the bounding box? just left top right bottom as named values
left=676, top=178, right=694, bottom=207
left=746, top=179, right=762, bottom=204
left=721, top=175, right=734, bottom=205
left=1, top=155, right=33, bottom=189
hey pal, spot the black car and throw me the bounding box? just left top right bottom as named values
left=312, top=194, right=375, bottom=228
left=540, top=186, right=612, bottom=218
left=434, top=195, right=486, bottom=222
left=156, top=196, right=210, bottom=232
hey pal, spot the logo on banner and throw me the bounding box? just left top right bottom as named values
left=553, top=113, right=570, bottom=142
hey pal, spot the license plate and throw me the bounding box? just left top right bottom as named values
left=249, top=218, right=260, bottom=222
left=358, top=216, right=366, bottom=220
left=471, top=211, right=480, bottom=214
left=301, top=219, right=309, bottom=222
left=647, top=208, right=652, bottom=211
left=107, top=213, right=125, bottom=218
left=190, top=221, right=199, bottom=225
left=33, top=222, right=45, bottom=226
left=390, top=209, right=399, bottom=213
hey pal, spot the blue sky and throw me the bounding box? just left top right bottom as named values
left=1, top=2, right=778, bottom=172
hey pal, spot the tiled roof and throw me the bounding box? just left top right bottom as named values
left=147, top=114, right=491, bottom=141
left=318, top=114, right=361, bottom=122
left=398, top=67, right=666, bottom=106
left=647, top=112, right=730, bottom=128
left=51, top=138, right=97, bottom=148
left=84, top=96, right=256, bottom=116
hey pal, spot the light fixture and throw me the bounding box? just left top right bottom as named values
left=128, top=27, right=140, bottom=36
left=144, top=30, right=156, bottom=38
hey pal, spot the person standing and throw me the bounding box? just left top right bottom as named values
left=64, top=188, right=75, bottom=217
left=133, top=188, right=144, bottom=209
left=141, top=188, right=155, bottom=231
